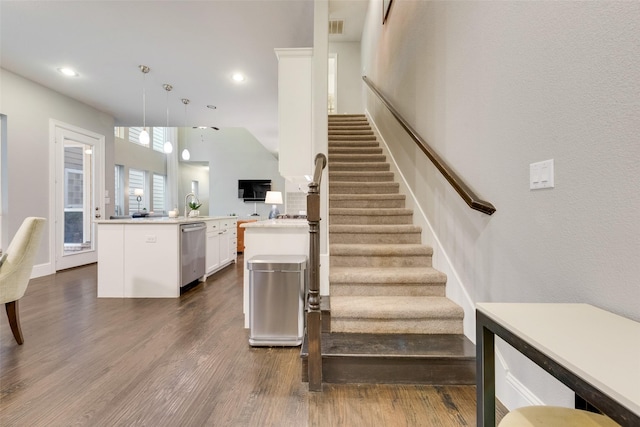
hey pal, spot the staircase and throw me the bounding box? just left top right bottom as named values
left=301, top=114, right=475, bottom=385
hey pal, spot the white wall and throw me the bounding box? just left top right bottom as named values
left=179, top=127, right=284, bottom=219
left=361, top=0, right=640, bottom=410
left=178, top=162, right=210, bottom=215
left=329, top=41, right=363, bottom=114
left=0, top=69, right=115, bottom=273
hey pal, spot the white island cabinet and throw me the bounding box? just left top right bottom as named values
left=97, top=216, right=236, bottom=298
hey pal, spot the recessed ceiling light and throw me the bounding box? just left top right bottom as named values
left=232, top=73, right=245, bottom=82
left=58, top=67, right=79, bottom=77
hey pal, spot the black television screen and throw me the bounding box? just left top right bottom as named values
left=238, top=179, right=271, bottom=202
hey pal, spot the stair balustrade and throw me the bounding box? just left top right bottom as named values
left=307, top=153, right=327, bottom=392
left=362, top=76, right=496, bottom=215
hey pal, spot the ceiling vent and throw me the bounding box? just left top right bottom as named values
left=329, top=20, right=344, bottom=35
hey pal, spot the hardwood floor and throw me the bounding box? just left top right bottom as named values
left=1, top=257, right=504, bottom=426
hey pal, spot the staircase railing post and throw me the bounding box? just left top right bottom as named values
left=307, top=153, right=327, bottom=392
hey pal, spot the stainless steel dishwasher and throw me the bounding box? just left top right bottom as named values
left=180, top=222, right=206, bottom=287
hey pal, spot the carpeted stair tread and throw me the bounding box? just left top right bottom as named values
left=329, top=130, right=374, bottom=135
left=330, top=224, right=422, bottom=233
left=330, top=243, right=432, bottom=256
left=328, top=147, right=382, bottom=154
left=329, top=194, right=405, bottom=209
left=330, top=266, right=446, bottom=284
left=328, top=127, right=372, bottom=133
left=329, top=114, right=366, bottom=119
left=329, top=135, right=378, bottom=141
left=329, top=154, right=386, bottom=162
left=330, top=182, right=399, bottom=195
left=329, top=224, right=422, bottom=244
left=330, top=208, right=413, bottom=216
left=328, top=162, right=390, bottom=171
left=330, top=212, right=413, bottom=225
left=330, top=194, right=404, bottom=202
left=331, top=296, right=463, bottom=320
left=328, top=141, right=380, bottom=148
left=329, top=171, right=394, bottom=182
left=330, top=297, right=464, bottom=334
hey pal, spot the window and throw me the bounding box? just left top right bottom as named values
left=129, top=168, right=145, bottom=214
left=114, top=127, right=124, bottom=139
left=114, top=165, right=124, bottom=216
left=152, top=127, right=166, bottom=153
left=191, top=180, right=199, bottom=198
left=128, top=127, right=146, bottom=146
left=152, top=173, right=166, bottom=213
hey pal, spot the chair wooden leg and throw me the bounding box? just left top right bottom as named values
left=5, top=300, right=24, bottom=345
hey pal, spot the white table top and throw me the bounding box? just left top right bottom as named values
left=240, top=218, right=309, bottom=229
left=477, top=303, right=640, bottom=417
left=96, top=215, right=236, bottom=225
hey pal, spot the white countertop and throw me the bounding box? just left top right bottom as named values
left=96, top=215, right=236, bottom=225
left=241, top=218, right=308, bottom=228
left=477, top=302, right=640, bottom=417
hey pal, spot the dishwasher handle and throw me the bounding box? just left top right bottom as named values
left=181, top=223, right=206, bottom=233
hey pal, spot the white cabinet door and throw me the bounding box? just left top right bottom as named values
left=205, top=220, right=221, bottom=274
left=219, top=228, right=231, bottom=266
left=207, top=231, right=221, bottom=274
left=228, top=223, right=237, bottom=260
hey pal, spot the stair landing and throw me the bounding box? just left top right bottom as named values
left=301, top=332, right=475, bottom=385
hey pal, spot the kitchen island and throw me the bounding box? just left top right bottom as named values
left=97, top=216, right=237, bottom=298
left=241, top=219, right=309, bottom=327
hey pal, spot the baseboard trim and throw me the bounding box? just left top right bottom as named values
left=31, top=261, right=54, bottom=279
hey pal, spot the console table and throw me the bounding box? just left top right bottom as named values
left=476, top=303, right=640, bottom=427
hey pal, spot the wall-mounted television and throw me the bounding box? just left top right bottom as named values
left=238, top=179, right=271, bottom=202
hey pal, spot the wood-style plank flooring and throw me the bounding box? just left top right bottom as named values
left=1, top=257, right=504, bottom=426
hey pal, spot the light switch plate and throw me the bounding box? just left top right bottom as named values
left=530, top=159, right=554, bottom=190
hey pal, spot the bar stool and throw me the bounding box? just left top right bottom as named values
left=499, top=406, right=620, bottom=427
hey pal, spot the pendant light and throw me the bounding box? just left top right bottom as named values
left=139, top=65, right=150, bottom=146
left=163, top=84, right=173, bottom=153
left=181, top=98, right=191, bottom=160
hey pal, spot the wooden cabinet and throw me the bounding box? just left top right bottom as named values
left=236, top=219, right=258, bottom=253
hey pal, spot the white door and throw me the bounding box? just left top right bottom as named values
left=53, top=121, right=104, bottom=270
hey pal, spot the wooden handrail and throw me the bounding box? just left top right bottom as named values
left=363, top=76, right=496, bottom=215
left=306, top=153, right=327, bottom=391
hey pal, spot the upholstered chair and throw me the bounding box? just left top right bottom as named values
left=0, top=217, right=46, bottom=344
left=499, top=406, right=620, bottom=427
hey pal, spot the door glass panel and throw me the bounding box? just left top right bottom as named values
left=63, top=141, right=94, bottom=256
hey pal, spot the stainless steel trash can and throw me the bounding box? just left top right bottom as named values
left=248, top=255, right=307, bottom=346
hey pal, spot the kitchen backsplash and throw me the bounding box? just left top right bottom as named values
left=286, top=192, right=306, bottom=215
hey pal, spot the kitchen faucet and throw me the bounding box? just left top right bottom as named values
left=185, top=192, right=197, bottom=217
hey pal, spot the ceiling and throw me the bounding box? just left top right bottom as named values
left=0, top=0, right=368, bottom=155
